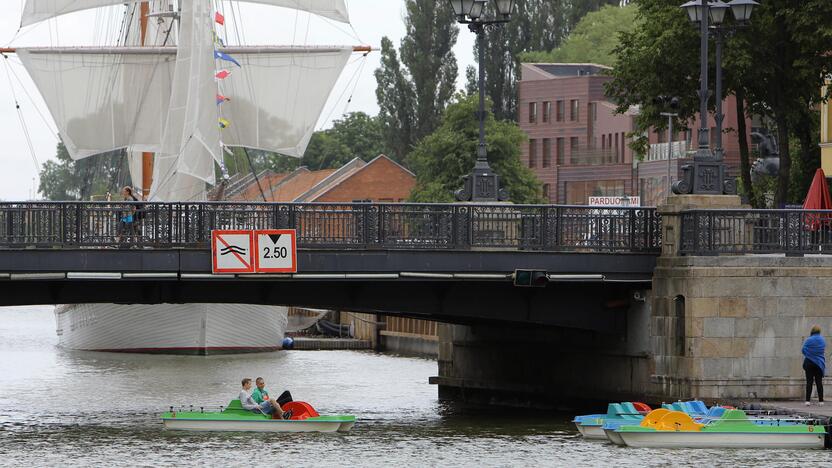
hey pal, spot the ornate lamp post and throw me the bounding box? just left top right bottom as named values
left=451, top=0, right=515, bottom=202
left=672, top=0, right=757, bottom=196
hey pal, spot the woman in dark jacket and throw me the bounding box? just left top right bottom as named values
left=802, top=325, right=826, bottom=406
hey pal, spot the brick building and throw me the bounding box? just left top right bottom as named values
left=222, top=154, right=415, bottom=203
left=518, top=63, right=752, bottom=207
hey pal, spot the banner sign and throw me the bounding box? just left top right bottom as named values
left=588, top=196, right=641, bottom=207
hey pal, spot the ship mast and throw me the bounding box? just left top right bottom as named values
left=139, top=1, right=154, bottom=201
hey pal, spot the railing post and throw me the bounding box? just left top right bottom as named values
left=628, top=208, right=636, bottom=251
left=539, top=206, right=547, bottom=250
left=75, top=204, right=83, bottom=247
left=555, top=207, right=563, bottom=248
left=708, top=211, right=716, bottom=254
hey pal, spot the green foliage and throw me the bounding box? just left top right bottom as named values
left=471, top=0, right=619, bottom=120
left=520, top=5, right=638, bottom=67
left=375, top=1, right=458, bottom=162
left=606, top=0, right=832, bottom=206
left=293, top=112, right=390, bottom=170
left=38, top=142, right=128, bottom=201
left=407, top=94, right=543, bottom=204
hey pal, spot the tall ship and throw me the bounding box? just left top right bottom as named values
left=8, top=0, right=359, bottom=354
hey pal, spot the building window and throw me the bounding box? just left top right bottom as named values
left=556, top=137, right=565, bottom=165
left=542, top=183, right=550, bottom=200
left=570, top=99, right=579, bottom=121
left=529, top=102, right=538, bottom=123
left=543, top=102, right=551, bottom=123
left=569, top=137, right=579, bottom=164
left=564, top=180, right=625, bottom=205
left=556, top=100, right=564, bottom=122
left=621, top=133, right=626, bottom=163
left=529, top=139, right=537, bottom=168
left=542, top=138, right=551, bottom=168
left=589, top=102, right=597, bottom=122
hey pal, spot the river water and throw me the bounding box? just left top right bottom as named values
left=0, top=306, right=826, bottom=467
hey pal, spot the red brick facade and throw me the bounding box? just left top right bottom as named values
left=518, top=63, right=752, bottom=206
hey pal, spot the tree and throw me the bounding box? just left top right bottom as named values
left=605, top=0, right=832, bottom=206
left=39, top=142, right=128, bottom=201
left=520, top=4, right=638, bottom=67
left=301, top=112, right=391, bottom=170
left=407, top=94, right=543, bottom=203
left=375, top=1, right=459, bottom=161
left=470, top=0, right=619, bottom=120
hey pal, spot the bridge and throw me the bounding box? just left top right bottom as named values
left=4, top=197, right=832, bottom=406
left=0, top=201, right=660, bottom=330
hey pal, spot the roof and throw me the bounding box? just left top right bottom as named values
left=295, top=155, right=415, bottom=202
left=526, top=63, right=611, bottom=78
left=268, top=167, right=337, bottom=202
left=222, top=154, right=416, bottom=203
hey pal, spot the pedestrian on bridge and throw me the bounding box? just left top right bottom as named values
left=802, top=325, right=826, bottom=406
left=116, top=186, right=138, bottom=244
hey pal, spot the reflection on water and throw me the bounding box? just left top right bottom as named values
left=0, top=306, right=827, bottom=466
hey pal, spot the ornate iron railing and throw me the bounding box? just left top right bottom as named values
left=0, top=202, right=661, bottom=252
left=680, top=209, right=832, bottom=255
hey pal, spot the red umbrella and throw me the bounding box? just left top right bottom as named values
left=803, top=168, right=832, bottom=230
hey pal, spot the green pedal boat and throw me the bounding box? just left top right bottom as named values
left=161, top=400, right=356, bottom=433
left=615, top=409, right=825, bottom=449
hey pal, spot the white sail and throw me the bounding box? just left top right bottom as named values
left=124, top=0, right=176, bottom=192
left=16, top=48, right=175, bottom=160
left=220, top=47, right=352, bottom=157
left=158, top=0, right=220, bottom=187
left=22, top=0, right=350, bottom=27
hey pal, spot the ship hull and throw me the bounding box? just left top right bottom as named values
left=54, top=303, right=288, bottom=355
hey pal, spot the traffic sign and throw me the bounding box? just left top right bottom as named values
left=254, top=229, right=297, bottom=273
left=212, top=230, right=255, bottom=274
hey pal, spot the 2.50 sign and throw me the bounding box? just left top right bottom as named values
left=254, top=229, right=297, bottom=273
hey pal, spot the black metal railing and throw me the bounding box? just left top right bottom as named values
left=0, top=202, right=661, bottom=253
left=680, top=209, right=832, bottom=255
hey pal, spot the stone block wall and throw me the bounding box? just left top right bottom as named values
left=652, top=256, right=832, bottom=400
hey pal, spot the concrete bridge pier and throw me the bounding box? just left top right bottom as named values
left=651, top=194, right=832, bottom=401
left=431, top=296, right=653, bottom=408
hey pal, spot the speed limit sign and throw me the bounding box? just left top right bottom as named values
left=254, top=229, right=297, bottom=273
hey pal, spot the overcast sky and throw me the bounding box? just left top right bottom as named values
left=0, top=1, right=476, bottom=200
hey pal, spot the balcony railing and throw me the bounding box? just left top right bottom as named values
left=0, top=202, right=662, bottom=253
left=646, top=140, right=690, bottom=161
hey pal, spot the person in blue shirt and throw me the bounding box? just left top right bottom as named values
left=802, top=325, right=826, bottom=406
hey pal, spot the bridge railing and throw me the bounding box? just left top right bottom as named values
left=680, top=209, right=832, bottom=255
left=0, top=202, right=661, bottom=253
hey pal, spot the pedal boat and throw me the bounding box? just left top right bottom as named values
left=161, top=400, right=356, bottom=433
left=615, top=409, right=825, bottom=449
left=574, top=402, right=647, bottom=440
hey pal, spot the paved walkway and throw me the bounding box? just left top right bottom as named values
left=753, top=400, right=832, bottom=419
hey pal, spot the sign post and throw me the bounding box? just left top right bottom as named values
left=254, top=229, right=298, bottom=273
left=212, top=230, right=255, bottom=274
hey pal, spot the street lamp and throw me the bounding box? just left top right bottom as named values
left=451, top=0, right=515, bottom=202
left=673, top=0, right=757, bottom=196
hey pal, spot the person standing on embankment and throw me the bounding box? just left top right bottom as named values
left=802, top=325, right=826, bottom=406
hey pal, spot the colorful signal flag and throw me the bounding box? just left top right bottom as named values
left=216, top=94, right=230, bottom=105
left=214, top=50, right=241, bottom=67
left=215, top=70, right=231, bottom=80
left=215, top=12, right=225, bottom=25
left=219, top=118, right=231, bottom=129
